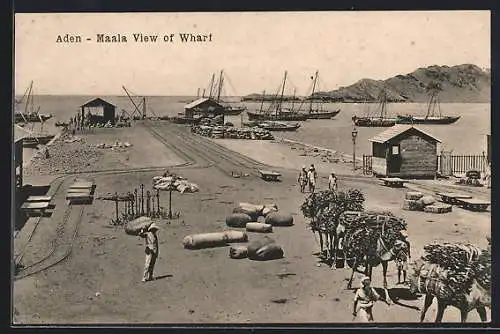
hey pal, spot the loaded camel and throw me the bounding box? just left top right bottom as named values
left=340, top=213, right=409, bottom=304
left=411, top=241, right=491, bottom=323
left=300, top=189, right=365, bottom=264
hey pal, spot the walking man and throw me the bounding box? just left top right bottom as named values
left=307, top=164, right=318, bottom=193
left=353, top=276, right=390, bottom=322
left=328, top=171, right=338, bottom=192
left=298, top=166, right=308, bottom=193
left=140, top=223, right=160, bottom=282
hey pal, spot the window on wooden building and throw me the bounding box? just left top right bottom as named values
left=391, top=145, right=400, bottom=155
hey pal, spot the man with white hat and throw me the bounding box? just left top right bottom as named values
left=140, top=223, right=160, bottom=282
left=352, top=276, right=390, bottom=322
left=328, top=170, right=338, bottom=192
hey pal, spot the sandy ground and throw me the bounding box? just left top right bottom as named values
left=13, top=122, right=491, bottom=324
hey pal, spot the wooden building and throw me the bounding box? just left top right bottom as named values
left=369, top=125, right=441, bottom=179
left=80, top=98, right=116, bottom=125
left=184, top=97, right=224, bottom=118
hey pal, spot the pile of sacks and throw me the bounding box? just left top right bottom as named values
left=229, top=236, right=284, bottom=261
left=403, top=191, right=452, bottom=214
left=152, top=175, right=200, bottom=194
left=226, top=202, right=294, bottom=230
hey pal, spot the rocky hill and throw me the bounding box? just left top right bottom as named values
left=317, top=64, right=490, bottom=103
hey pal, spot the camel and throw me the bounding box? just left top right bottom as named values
left=342, top=218, right=408, bottom=303
left=419, top=279, right=490, bottom=323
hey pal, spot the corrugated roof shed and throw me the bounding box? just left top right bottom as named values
left=369, top=125, right=441, bottom=144
left=184, top=97, right=222, bottom=109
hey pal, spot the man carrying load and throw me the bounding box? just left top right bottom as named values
left=139, top=223, right=160, bottom=282
left=297, top=166, right=308, bottom=193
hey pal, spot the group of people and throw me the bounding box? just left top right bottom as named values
left=298, top=164, right=338, bottom=193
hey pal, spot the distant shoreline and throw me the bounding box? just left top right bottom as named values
left=14, top=95, right=491, bottom=104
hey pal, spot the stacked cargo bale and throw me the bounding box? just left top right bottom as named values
left=191, top=125, right=274, bottom=140
left=403, top=191, right=452, bottom=213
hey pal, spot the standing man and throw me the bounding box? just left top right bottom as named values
left=298, top=165, right=308, bottom=193
left=328, top=171, right=338, bottom=192
left=307, top=164, right=317, bottom=193
left=353, top=276, right=390, bottom=322
left=140, top=223, right=160, bottom=282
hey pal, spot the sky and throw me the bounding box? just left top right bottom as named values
left=14, top=11, right=490, bottom=96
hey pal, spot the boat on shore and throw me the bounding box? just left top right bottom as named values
left=353, top=86, right=396, bottom=127
left=303, top=71, right=341, bottom=119
left=257, top=121, right=301, bottom=132
left=396, top=82, right=460, bottom=125
left=247, top=71, right=309, bottom=122
left=15, top=81, right=53, bottom=123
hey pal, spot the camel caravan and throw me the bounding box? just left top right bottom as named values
left=300, top=188, right=491, bottom=323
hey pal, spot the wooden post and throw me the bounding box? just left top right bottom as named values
left=134, top=188, right=138, bottom=214
left=140, top=184, right=145, bottom=215
left=169, top=189, right=173, bottom=219
left=156, top=189, right=160, bottom=216
left=146, top=190, right=151, bottom=216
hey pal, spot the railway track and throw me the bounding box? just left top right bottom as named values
left=15, top=205, right=85, bottom=280
left=144, top=122, right=268, bottom=178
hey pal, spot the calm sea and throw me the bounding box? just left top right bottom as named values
left=15, top=95, right=490, bottom=166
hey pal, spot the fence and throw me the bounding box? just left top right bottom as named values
left=362, top=155, right=373, bottom=175
left=437, top=153, right=488, bottom=176
left=362, top=153, right=488, bottom=176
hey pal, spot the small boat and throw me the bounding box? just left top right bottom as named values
left=353, top=87, right=396, bottom=127
left=396, top=83, right=460, bottom=125
left=396, top=115, right=460, bottom=125
left=303, top=71, right=341, bottom=119
left=247, top=110, right=308, bottom=121
left=257, top=121, right=301, bottom=132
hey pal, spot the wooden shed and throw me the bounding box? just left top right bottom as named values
left=369, top=125, right=441, bottom=179
left=184, top=97, right=224, bottom=118
left=80, top=98, right=116, bottom=125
